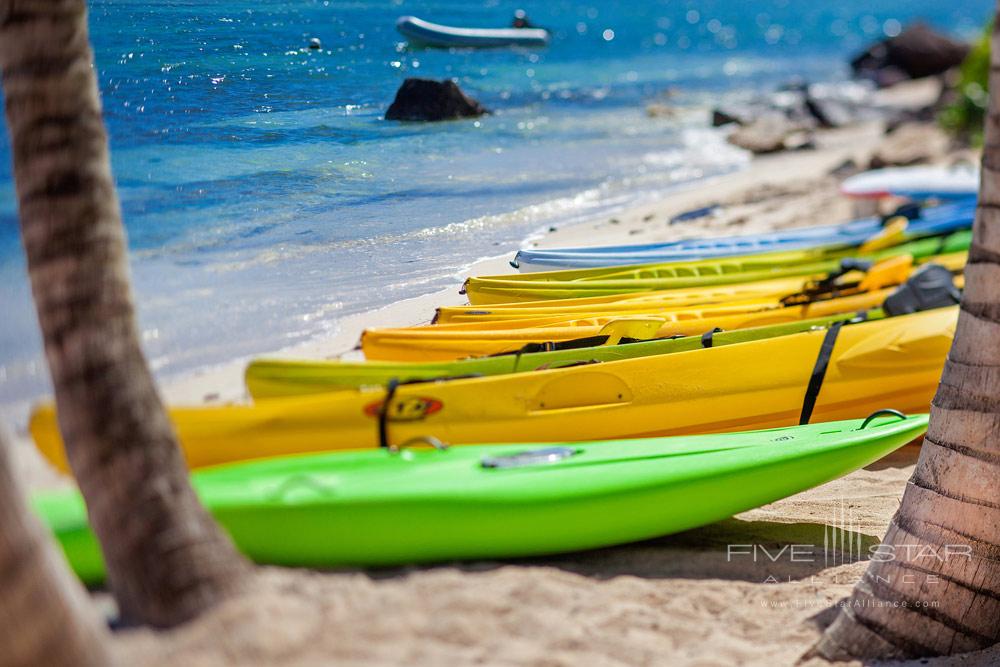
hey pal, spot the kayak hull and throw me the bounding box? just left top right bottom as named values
left=366, top=252, right=964, bottom=362
left=35, top=414, right=928, bottom=584
left=32, top=307, right=956, bottom=472
left=361, top=287, right=898, bottom=361
left=247, top=310, right=887, bottom=398
left=434, top=273, right=895, bottom=322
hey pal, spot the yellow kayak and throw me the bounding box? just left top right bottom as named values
left=362, top=289, right=892, bottom=361
left=439, top=273, right=849, bottom=322
left=245, top=311, right=890, bottom=399
left=361, top=255, right=964, bottom=361
left=435, top=253, right=963, bottom=324
left=32, top=307, right=957, bottom=473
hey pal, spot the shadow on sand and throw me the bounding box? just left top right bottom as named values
left=365, top=517, right=881, bottom=584
left=863, top=439, right=923, bottom=471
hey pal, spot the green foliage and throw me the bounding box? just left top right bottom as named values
left=939, top=22, right=991, bottom=145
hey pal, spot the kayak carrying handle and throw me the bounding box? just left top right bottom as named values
left=858, top=409, right=907, bottom=430
left=389, top=436, right=449, bottom=454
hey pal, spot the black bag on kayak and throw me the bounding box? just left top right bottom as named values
left=883, top=263, right=961, bottom=316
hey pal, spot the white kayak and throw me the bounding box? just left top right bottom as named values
left=841, top=165, right=979, bottom=200
left=396, top=16, right=550, bottom=49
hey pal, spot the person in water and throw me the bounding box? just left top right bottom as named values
left=512, top=9, right=532, bottom=29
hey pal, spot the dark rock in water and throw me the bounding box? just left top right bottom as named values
left=869, top=122, right=950, bottom=168
left=385, top=78, right=489, bottom=122
left=851, top=23, right=970, bottom=87
left=308, top=37, right=322, bottom=50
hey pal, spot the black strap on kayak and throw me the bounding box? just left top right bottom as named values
left=551, top=335, right=615, bottom=350
left=780, top=258, right=873, bottom=307
left=511, top=348, right=526, bottom=372
left=493, top=331, right=688, bottom=363
left=799, top=321, right=844, bottom=425
left=816, top=259, right=872, bottom=293
left=378, top=378, right=400, bottom=449
left=701, top=327, right=723, bottom=348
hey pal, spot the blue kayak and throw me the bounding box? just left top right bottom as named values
left=396, top=16, right=550, bottom=49
left=512, top=199, right=976, bottom=272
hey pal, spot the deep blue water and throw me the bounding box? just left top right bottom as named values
left=0, top=0, right=992, bottom=419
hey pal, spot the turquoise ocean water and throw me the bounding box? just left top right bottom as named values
left=0, top=0, right=991, bottom=419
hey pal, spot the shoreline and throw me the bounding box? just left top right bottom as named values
left=155, top=120, right=887, bottom=412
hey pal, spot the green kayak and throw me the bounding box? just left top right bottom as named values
left=245, top=309, right=885, bottom=398
left=35, top=413, right=927, bottom=584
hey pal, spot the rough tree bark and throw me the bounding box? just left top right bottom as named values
left=0, top=427, right=110, bottom=667
left=0, top=0, right=248, bottom=627
left=814, top=17, right=1000, bottom=661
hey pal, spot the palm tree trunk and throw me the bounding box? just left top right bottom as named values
left=0, top=427, right=110, bottom=667
left=814, top=20, right=1000, bottom=660
left=0, top=0, right=248, bottom=627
